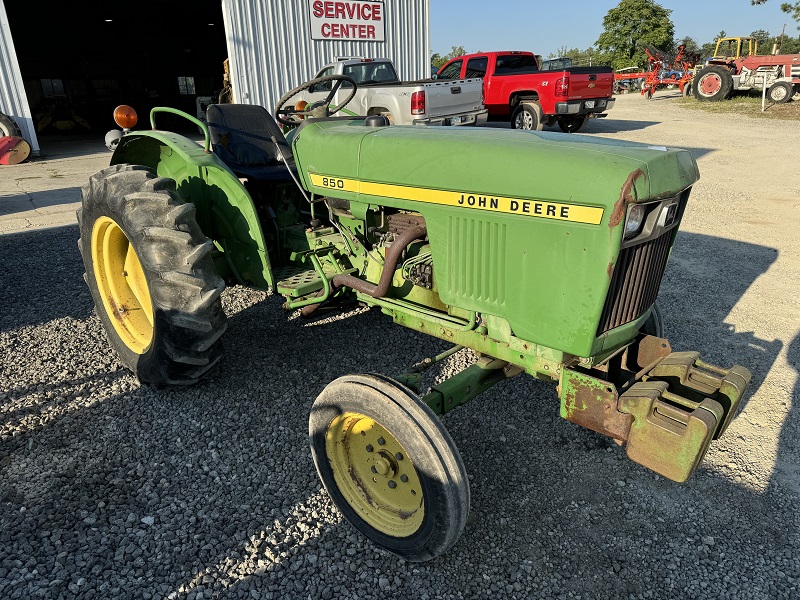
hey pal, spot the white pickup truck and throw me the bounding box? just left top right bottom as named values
left=291, top=58, right=488, bottom=126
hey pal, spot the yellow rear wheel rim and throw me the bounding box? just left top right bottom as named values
left=91, top=216, right=154, bottom=354
left=326, top=412, right=424, bottom=537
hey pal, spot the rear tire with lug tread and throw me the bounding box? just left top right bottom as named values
left=557, top=116, right=586, bottom=133
left=693, top=66, right=733, bottom=101
left=309, top=374, right=470, bottom=562
left=511, top=102, right=544, bottom=131
left=78, top=164, right=227, bottom=388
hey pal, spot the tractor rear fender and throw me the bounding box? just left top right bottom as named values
left=111, top=131, right=272, bottom=290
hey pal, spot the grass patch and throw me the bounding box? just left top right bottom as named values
left=675, top=91, right=800, bottom=120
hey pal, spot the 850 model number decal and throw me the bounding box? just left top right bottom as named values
left=309, top=174, right=604, bottom=225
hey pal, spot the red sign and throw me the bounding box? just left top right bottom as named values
left=309, top=1, right=385, bottom=41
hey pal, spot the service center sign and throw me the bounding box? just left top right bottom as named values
left=309, top=1, right=385, bottom=41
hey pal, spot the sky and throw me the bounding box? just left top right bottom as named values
left=429, top=0, right=796, bottom=57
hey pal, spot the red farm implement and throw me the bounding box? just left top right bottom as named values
left=614, top=45, right=700, bottom=99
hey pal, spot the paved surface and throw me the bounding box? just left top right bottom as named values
left=0, top=138, right=109, bottom=234
left=1, top=95, right=798, bottom=599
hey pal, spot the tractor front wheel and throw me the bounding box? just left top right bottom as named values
left=767, top=81, right=794, bottom=104
left=309, top=374, right=470, bottom=562
left=693, top=66, right=733, bottom=102
left=642, top=303, right=665, bottom=338
left=557, top=116, right=585, bottom=133
left=78, top=165, right=227, bottom=388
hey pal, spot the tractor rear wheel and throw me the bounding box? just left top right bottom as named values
left=557, top=116, right=585, bottom=133
left=767, top=81, right=793, bottom=104
left=309, top=374, right=470, bottom=562
left=511, top=102, right=544, bottom=131
left=0, top=111, right=22, bottom=138
left=693, top=66, right=733, bottom=102
left=78, top=165, right=227, bottom=388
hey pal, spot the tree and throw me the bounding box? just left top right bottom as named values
left=676, top=36, right=700, bottom=53
left=751, top=1, right=800, bottom=28
left=595, top=0, right=675, bottom=69
left=699, top=30, right=727, bottom=59
left=750, top=29, right=772, bottom=47
left=431, top=46, right=467, bottom=69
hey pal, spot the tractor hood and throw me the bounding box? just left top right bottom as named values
left=292, top=120, right=699, bottom=214
left=291, top=120, right=699, bottom=358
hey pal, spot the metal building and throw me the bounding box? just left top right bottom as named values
left=0, top=0, right=39, bottom=155
left=222, top=0, right=431, bottom=110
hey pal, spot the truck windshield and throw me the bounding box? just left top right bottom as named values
left=495, top=54, right=538, bottom=74
left=343, top=62, right=399, bottom=85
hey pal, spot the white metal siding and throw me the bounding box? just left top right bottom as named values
left=0, top=0, right=39, bottom=154
left=222, top=0, right=429, bottom=111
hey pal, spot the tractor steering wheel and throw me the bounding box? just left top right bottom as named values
left=275, top=75, right=358, bottom=126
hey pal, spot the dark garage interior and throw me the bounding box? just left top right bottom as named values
left=5, top=1, right=228, bottom=137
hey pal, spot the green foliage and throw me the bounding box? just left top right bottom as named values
left=595, top=0, right=675, bottom=69
left=547, top=47, right=601, bottom=66
left=698, top=31, right=727, bottom=58
left=431, top=46, right=467, bottom=69
left=676, top=36, right=701, bottom=53
left=750, top=29, right=772, bottom=46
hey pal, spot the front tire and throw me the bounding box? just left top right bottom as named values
left=310, top=374, right=470, bottom=562
left=642, top=303, right=665, bottom=338
left=78, top=165, right=227, bottom=388
left=693, top=66, right=733, bottom=102
left=557, top=116, right=585, bottom=133
left=767, top=81, right=793, bottom=104
left=511, top=102, right=544, bottom=131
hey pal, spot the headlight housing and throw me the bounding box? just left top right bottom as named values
left=623, top=203, right=646, bottom=240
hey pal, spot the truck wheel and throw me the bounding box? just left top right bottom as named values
left=0, top=111, right=22, bottom=138
left=310, top=374, right=470, bottom=562
left=767, top=81, right=793, bottom=104
left=511, top=102, right=544, bottom=131
left=557, top=116, right=585, bottom=133
left=682, top=82, right=692, bottom=97
left=693, top=66, right=733, bottom=102
left=78, top=165, right=227, bottom=388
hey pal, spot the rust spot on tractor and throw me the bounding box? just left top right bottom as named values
left=347, top=466, right=377, bottom=509
left=564, top=380, right=633, bottom=441
left=609, top=168, right=646, bottom=228
left=607, top=262, right=615, bottom=279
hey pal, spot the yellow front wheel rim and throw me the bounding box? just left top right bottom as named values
left=326, top=412, right=424, bottom=537
left=91, top=216, right=154, bottom=354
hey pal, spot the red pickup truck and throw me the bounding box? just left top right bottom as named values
left=437, top=51, right=615, bottom=132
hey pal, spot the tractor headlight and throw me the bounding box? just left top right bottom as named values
left=623, top=203, right=646, bottom=240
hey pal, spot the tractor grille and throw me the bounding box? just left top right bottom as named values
left=597, top=230, right=674, bottom=335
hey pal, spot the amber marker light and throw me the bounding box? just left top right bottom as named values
left=294, top=100, right=308, bottom=119
left=113, top=105, right=138, bottom=130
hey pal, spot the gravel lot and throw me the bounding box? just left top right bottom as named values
left=1, top=92, right=798, bottom=599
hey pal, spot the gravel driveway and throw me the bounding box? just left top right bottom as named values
left=1, top=93, right=798, bottom=599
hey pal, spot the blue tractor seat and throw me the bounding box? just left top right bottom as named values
left=206, top=103, right=297, bottom=183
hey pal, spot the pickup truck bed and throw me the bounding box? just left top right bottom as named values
left=438, top=51, right=615, bottom=133
left=293, top=58, right=487, bottom=127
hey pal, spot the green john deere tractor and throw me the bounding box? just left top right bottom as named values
left=78, top=75, right=750, bottom=562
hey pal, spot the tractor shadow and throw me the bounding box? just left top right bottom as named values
left=0, top=224, right=93, bottom=332
left=0, top=185, right=82, bottom=220
left=1, top=221, right=793, bottom=598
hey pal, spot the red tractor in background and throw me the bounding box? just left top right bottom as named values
left=693, top=36, right=800, bottom=103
